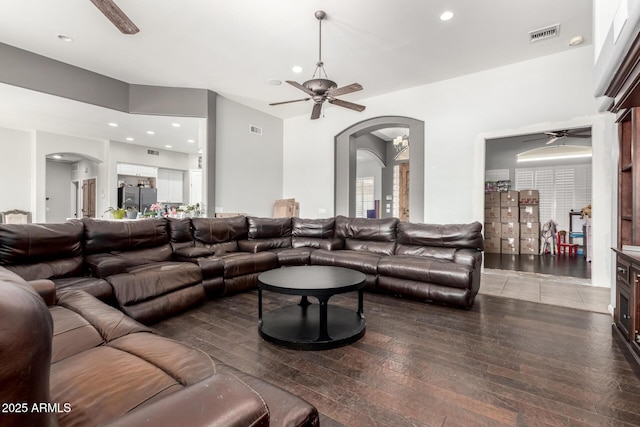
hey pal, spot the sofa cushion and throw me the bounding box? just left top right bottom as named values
left=334, top=215, right=399, bottom=241
left=167, top=217, right=193, bottom=243
left=191, top=217, right=248, bottom=244
left=0, top=221, right=85, bottom=280
left=83, top=218, right=170, bottom=255
left=292, top=217, right=335, bottom=238
left=53, top=276, right=113, bottom=300
left=248, top=216, right=292, bottom=238
left=50, top=341, right=213, bottom=427
left=108, top=262, right=203, bottom=306
left=310, top=249, right=382, bottom=275
left=3, top=256, right=84, bottom=281
left=218, top=252, right=279, bottom=278
left=238, top=237, right=291, bottom=253
left=110, top=243, right=174, bottom=267
left=270, top=247, right=313, bottom=266
left=397, top=221, right=484, bottom=250
left=377, top=255, right=473, bottom=290
left=394, top=244, right=457, bottom=260
left=292, top=236, right=344, bottom=250
left=344, top=238, right=395, bottom=256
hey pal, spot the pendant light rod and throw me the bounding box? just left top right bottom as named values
left=313, top=11, right=328, bottom=79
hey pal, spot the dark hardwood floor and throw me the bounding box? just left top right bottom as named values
left=484, top=253, right=591, bottom=279
left=154, top=291, right=639, bottom=427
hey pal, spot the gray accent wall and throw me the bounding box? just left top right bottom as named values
left=215, top=97, right=283, bottom=217
left=0, top=42, right=229, bottom=216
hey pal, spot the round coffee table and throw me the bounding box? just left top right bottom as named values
left=257, top=266, right=366, bottom=350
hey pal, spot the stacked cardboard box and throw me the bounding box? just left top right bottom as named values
left=518, top=190, right=540, bottom=255
left=483, top=192, right=501, bottom=253
left=499, top=191, right=519, bottom=254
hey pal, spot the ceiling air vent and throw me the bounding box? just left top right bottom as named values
left=147, top=149, right=159, bottom=156
left=249, top=125, right=263, bottom=136
left=529, top=24, right=560, bottom=43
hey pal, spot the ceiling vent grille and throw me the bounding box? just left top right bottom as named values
left=249, top=125, right=263, bottom=136
left=529, top=24, right=560, bottom=43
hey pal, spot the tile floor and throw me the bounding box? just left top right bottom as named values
left=480, top=268, right=612, bottom=314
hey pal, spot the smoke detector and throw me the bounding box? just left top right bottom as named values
left=529, top=24, right=560, bottom=43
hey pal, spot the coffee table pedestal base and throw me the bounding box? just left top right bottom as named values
left=259, top=303, right=365, bottom=350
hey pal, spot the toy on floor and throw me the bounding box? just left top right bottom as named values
left=540, top=219, right=558, bottom=255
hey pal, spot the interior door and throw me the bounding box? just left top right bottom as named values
left=82, top=178, right=96, bottom=218
left=399, top=162, right=410, bottom=221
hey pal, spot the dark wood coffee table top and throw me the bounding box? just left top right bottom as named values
left=258, top=265, right=366, bottom=295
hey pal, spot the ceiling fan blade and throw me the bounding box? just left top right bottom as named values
left=328, top=98, right=366, bottom=112
left=545, top=136, right=561, bottom=145
left=269, top=98, right=311, bottom=106
left=328, top=83, right=363, bottom=97
left=310, top=103, right=323, bottom=120
left=522, top=137, right=547, bottom=143
left=286, top=81, right=316, bottom=97
left=90, top=0, right=139, bottom=34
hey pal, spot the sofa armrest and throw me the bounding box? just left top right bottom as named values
left=84, top=253, right=128, bottom=278
left=28, top=279, right=56, bottom=306
left=102, top=373, right=269, bottom=427
left=454, top=249, right=482, bottom=268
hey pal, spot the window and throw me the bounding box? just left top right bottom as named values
left=515, top=164, right=591, bottom=231
left=355, top=177, right=375, bottom=218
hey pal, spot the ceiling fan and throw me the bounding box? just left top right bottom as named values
left=524, top=127, right=591, bottom=145
left=90, top=0, right=139, bottom=34
left=270, top=11, right=365, bottom=120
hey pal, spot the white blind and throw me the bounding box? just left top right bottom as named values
left=356, top=177, right=375, bottom=218
left=515, top=164, right=591, bottom=231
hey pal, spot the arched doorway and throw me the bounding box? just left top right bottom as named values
left=334, top=116, right=425, bottom=222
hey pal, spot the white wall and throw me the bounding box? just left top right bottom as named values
left=0, top=127, right=31, bottom=213
left=215, top=97, right=283, bottom=217
left=45, top=160, right=72, bottom=222
left=594, top=0, right=622, bottom=62
left=283, top=46, right=616, bottom=288
left=34, top=131, right=107, bottom=222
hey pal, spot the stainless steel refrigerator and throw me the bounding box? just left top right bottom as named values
left=118, top=187, right=157, bottom=213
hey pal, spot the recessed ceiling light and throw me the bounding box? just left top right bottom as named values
left=440, top=11, right=454, bottom=21
left=146, top=130, right=155, bottom=135
left=292, top=66, right=303, bottom=73
left=268, top=79, right=282, bottom=86
left=172, top=123, right=181, bottom=127
left=57, top=34, right=73, bottom=43
left=187, top=139, right=195, bottom=143
left=52, top=154, right=62, bottom=159
left=165, top=145, right=172, bottom=149
left=108, top=122, right=118, bottom=127
left=126, top=137, right=134, bottom=141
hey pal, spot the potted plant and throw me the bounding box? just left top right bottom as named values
left=126, top=206, right=138, bottom=219
left=105, top=207, right=126, bottom=220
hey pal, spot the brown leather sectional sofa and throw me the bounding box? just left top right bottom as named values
left=0, top=215, right=482, bottom=427
left=0, top=267, right=318, bottom=427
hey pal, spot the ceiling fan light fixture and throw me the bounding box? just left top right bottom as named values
left=270, top=11, right=366, bottom=119
left=517, top=145, right=592, bottom=163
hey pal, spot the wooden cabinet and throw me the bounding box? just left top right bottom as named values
left=613, top=249, right=640, bottom=364
left=157, top=169, right=184, bottom=203
left=117, top=163, right=158, bottom=178
left=617, top=109, right=640, bottom=247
